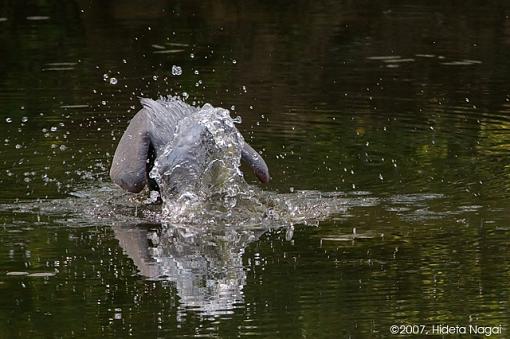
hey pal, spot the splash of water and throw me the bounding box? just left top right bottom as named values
left=148, top=102, right=249, bottom=223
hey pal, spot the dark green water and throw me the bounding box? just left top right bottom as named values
left=1, top=1, right=510, bottom=338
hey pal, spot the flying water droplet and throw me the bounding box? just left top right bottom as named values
left=109, top=77, right=118, bottom=85
left=171, top=65, right=182, bottom=76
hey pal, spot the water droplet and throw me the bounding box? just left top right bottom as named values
left=103, top=73, right=109, bottom=80
left=171, top=65, right=182, bottom=76
left=194, top=70, right=199, bottom=75
left=50, top=126, right=57, bottom=132
left=232, top=59, right=237, bottom=64
left=101, top=100, right=107, bottom=106
left=5, top=117, right=12, bottom=123
left=182, top=92, right=189, bottom=100
left=21, top=117, right=28, bottom=123
left=109, top=77, right=118, bottom=85
left=190, top=53, right=195, bottom=59
left=15, top=144, right=22, bottom=149
left=122, top=59, right=127, bottom=64
left=465, top=97, right=470, bottom=103
left=152, top=75, right=158, bottom=80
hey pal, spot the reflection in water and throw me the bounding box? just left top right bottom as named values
left=113, top=223, right=268, bottom=316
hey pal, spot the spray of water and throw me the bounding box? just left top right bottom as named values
left=147, top=101, right=248, bottom=223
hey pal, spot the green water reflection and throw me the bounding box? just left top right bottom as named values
left=1, top=0, right=510, bottom=338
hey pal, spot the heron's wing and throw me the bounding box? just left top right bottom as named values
left=110, top=98, right=198, bottom=193
left=110, top=109, right=152, bottom=193
left=241, top=143, right=270, bottom=183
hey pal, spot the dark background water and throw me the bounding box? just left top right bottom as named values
left=1, top=0, right=510, bottom=338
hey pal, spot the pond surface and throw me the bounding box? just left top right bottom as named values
left=1, top=1, right=510, bottom=338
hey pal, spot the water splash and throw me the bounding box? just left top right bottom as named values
left=148, top=101, right=246, bottom=222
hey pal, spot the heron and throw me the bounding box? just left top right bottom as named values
left=110, top=97, right=270, bottom=202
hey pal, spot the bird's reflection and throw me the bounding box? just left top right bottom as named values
left=113, top=222, right=277, bottom=315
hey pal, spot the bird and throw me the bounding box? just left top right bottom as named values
left=110, top=97, right=270, bottom=200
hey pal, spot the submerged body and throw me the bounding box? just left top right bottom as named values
left=110, top=98, right=270, bottom=204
